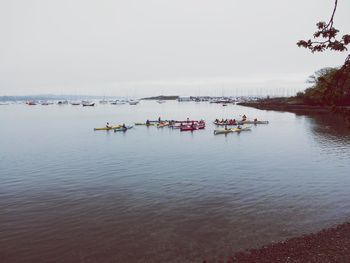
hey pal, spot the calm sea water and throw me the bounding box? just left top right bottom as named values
left=1, top=101, right=350, bottom=263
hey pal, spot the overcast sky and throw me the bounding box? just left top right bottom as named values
left=1, top=0, right=349, bottom=96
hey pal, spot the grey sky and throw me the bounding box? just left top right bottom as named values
left=1, top=0, right=349, bottom=96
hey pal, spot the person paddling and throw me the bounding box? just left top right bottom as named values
left=106, top=122, right=111, bottom=128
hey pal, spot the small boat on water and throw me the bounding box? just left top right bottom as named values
left=82, top=101, right=95, bottom=107
left=214, top=121, right=238, bottom=126
left=128, top=100, right=140, bottom=105
left=214, top=119, right=269, bottom=125
left=134, top=122, right=157, bottom=126
left=239, top=120, right=269, bottom=125
left=110, top=100, right=126, bottom=105
left=26, top=101, right=37, bottom=105
left=114, top=125, right=133, bottom=132
left=71, top=102, right=81, bottom=105
left=180, top=125, right=205, bottom=131
left=214, top=125, right=252, bottom=135
left=94, top=125, right=122, bottom=131
left=180, top=122, right=206, bottom=132
left=156, top=122, right=169, bottom=128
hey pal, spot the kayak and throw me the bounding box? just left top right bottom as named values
left=214, top=126, right=251, bottom=135
left=213, top=121, right=238, bottom=126
left=180, top=125, right=205, bottom=131
left=82, top=102, right=95, bottom=107
left=238, top=120, right=269, bottom=125
left=114, top=126, right=133, bottom=132
left=135, top=122, right=157, bottom=126
left=94, top=125, right=122, bottom=131
left=174, top=120, right=200, bottom=123
left=147, top=120, right=200, bottom=123
left=213, top=129, right=234, bottom=135
left=157, top=122, right=169, bottom=128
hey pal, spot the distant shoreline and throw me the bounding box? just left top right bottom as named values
left=238, top=100, right=350, bottom=116
left=141, top=95, right=179, bottom=100
left=237, top=101, right=332, bottom=113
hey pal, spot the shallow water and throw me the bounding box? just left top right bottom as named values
left=1, top=101, right=350, bottom=262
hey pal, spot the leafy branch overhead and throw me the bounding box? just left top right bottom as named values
left=294, top=0, right=350, bottom=107
left=297, top=0, right=350, bottom=53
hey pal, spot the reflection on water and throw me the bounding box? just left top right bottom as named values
left=0, top=102, right=350, bottom=263
left=295, top=112, right=350, bottom=159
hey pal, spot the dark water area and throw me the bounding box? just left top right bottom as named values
left=1, top=101, right=350, bottom=262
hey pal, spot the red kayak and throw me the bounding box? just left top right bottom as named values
left=180, top=124, right=205, bottom=131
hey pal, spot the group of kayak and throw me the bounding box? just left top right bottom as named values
left=93, top=115, right=269, bottom=134
left=135, top=118, right=206, bottom=131
left=213, top=115, right=269, bottom=135
left=214, top=115, right=269, bottom=126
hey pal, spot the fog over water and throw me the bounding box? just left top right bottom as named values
left=1, top=0, right=350, bottom=96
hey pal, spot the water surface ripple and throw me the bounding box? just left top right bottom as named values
left=1, top=102, right=350, bottom=262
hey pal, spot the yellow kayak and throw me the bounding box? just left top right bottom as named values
left=214, top=126, right=252, bottom=135
left=94, top=125, right=122, bottom=131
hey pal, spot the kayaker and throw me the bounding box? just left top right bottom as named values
left=254, top=118, right=258, bottom=122
left=106, top=122, right=111, bottom=128
left=158, top=117, right=161, bottom=122
left=146, top=120, right=150, bottom=125
left=237, top=125, right=242, bottom=130
left=122, top=123, right=126, bottom=128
